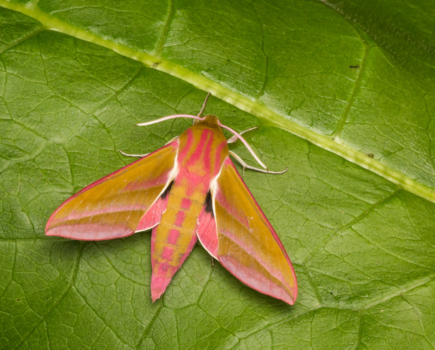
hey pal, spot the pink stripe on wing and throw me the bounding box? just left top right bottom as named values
left=51, top=204, right=148, bottom=223
left=123, top=173, right=171, bottom=191
left=220, top=228, right=286, bottom=284
left=46, top=223, right=133, bottom=241
left=215, top=189, right=249, bottom=228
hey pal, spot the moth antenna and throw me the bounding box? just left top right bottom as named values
left=136, top=114, right=203, bottom=127
left=220, top=123, right=267, bottom=169
left=229, top=151, right=287, bottom=174
left=197, top=93, right=211, bottom=118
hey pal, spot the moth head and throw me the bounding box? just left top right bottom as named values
left=198, top=115, right=220, bottom=126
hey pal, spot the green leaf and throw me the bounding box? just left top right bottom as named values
left=1, top=0, right=434, bottom=349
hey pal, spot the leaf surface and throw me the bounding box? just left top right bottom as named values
left=1, top=1, right=435, bottom=349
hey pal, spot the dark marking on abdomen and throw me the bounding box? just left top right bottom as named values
left=204, top=191, right=213, bottom=216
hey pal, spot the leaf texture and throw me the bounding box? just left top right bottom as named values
left=0, top=1, right=435, bottom=349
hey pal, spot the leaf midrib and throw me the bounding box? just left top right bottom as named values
left=1, top=0, right=434, bottom=204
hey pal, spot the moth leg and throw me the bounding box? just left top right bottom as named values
left=119, top=150, right=149, bottom=158
left=211, top=257, right=215, bottom=267
left=227, top=127, right=258, bottom=144
left=220, top=124, right=267, bottom=169
left=229, top=151, right=288, bottom=176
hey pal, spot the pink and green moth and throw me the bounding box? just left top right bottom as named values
left=46, top=94, right=298, bottom=305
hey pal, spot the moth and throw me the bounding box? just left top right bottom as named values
left=46, top=94, right=298, bottom=305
